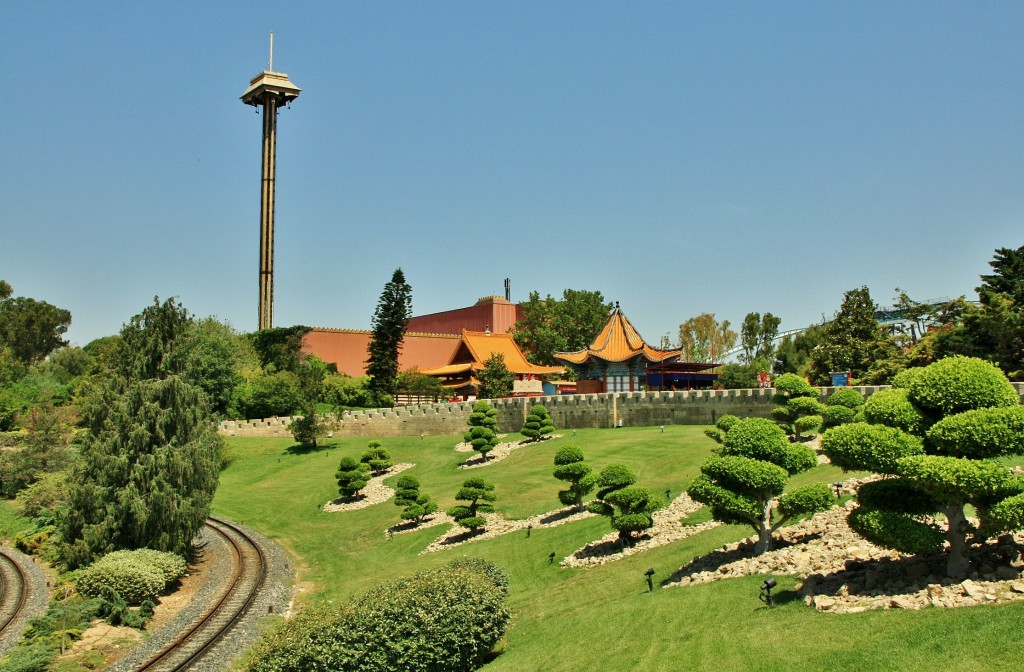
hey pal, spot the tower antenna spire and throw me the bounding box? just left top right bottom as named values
left=268, top=32, right=274, bottom=71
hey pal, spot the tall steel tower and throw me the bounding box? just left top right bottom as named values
left=241, top=34, right=301, bottom=331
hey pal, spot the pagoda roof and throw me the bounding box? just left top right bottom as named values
left=554, top=304, right=680, bottom=365
left=421, top=329, right=563, bottom=377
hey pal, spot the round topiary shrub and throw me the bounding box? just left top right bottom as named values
left=821, top=404, right=856, bottom=428
left=821, top=422, right=924, bottom=474
left=721, top=418, right=815, bottom=473
left=245, top=559, right=511, bottom=672
left=907, top=356, right=1020, bottom=416
left=827, top=387, right=865, bottom=409
left=715, top=414, right=739, bottom=433
left=863, top=387, right=930, bottom=435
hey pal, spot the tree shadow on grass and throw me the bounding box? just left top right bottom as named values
left=664, top=531, right=823, bottom=585
left=285, top=441, right=336, bottom=455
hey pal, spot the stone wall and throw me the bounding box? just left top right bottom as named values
left=219, top=385, right=897, bottom=439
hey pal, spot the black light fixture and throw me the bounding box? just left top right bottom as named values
left=833, top=482, right=844, bottom=497
left=664, top=488, right=671, bottom=501
left=548, top=551, right=556, bottom=564
left=759, top=577, right=777, bottom=607
left=527, top=523, right=533, bottom=538
left=644, top=567, right=656, bottom=592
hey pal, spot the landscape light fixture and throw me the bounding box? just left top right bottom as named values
left=644, top=567, right=656, bottom=592
left=759, top=577, right=777, bottom=607
left=548, top=551, right=556, bottom=564
left=527, top=523, right=533, bottom=538
left=665, top=488, right=671, bottom=501
left=833, top=482, right=844, bottom=497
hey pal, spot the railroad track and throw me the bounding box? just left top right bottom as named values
left=132, top=517, right=269, bottom=672
left=0, top=547, right=30, bottom=640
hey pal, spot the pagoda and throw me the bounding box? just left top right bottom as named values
left=555, top=303, right=717, bottom=393
left=421, top=329, right=564, bottom=399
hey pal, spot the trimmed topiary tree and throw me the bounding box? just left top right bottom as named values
left=689, top=417, right=834, bottom=554
left=822, top=356, right=1024, bottom=577
left=360, top=440, right=393, bottom=475
left=586, top=463, right=665, bottom=544
left=448, top=477, right=497, bottom=531
left=521, top=404, right=555, bottom=442
left=771, top=373, right=824, bottom=440
left=821, top=387, right=865, bottom=429
left=704, top=413, right=739, bottom=444
left=464, top=401, right=499, bottom=459
left=394, top=475, right=437, bottom=523
left=245, top=558, right=511, bottom=672
left=336, top=456, right=371, bottom=499
left=553, top=444, right=597, bottom=511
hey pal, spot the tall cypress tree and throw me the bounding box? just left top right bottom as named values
left=366, top=269, right=412, bottom=403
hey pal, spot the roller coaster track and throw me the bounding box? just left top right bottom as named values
left=0, top=547, right=30, bottom=640
left=132, top=517, right=268, bottom=672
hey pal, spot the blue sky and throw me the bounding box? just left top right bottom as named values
left=2, top=2, right=1022, bottom=351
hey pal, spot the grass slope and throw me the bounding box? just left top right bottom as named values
left=214, top=426, right=1024, bottom=672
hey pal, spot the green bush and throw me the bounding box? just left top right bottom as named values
left=246, top=559, right=511, bottom=672
left=891, top=366, right=925, bottom=389
left=720, top=418, right=816, bottom=474
left=863, top=387, right=930, bottom=435
left=821, top=404, right=856, bottom=428
left=856, top=478, right=937, bottom=515
left=76, top=555, right=167, bottom=605
left=822, top=422, right=924, bottom=473
left=715, top=414, right=739, bottom=432
left=925, top=406, right=1024, bottom=459
left=827, top=387, right=865, bottom=409
left=907, top=356, right=1020, bottom=416
left=847, top=507, right=943, bottom=556
left=99, top=549, right=186, bottom=588
left=778, top=483, right=836, bottom=519
left=773, top=373, right=819, bottom=398
left=793, top=414, right=823, bottom=436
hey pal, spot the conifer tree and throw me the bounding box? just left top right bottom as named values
left=448, top=476, right=497, bottom=531
left=60, top=297, right=222, bottom=568
left=360, top=440, right=393, bottom=474
left=394, top=475, right=437, bottom=523
left=521, top=404, right=555, bottom=442
left=464, top=400, right=499, bottom=459
left=366, top=269, right=412, bottom=404
left=336, top=457, right=371, bottom=499
left=553, top=444, right=596, bottom=511
left=586, top=463, right=665, bottom=543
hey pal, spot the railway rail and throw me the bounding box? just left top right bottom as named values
left=131, top=517, right=269, bottom=672
left=0, top=547, right=30, bottom=641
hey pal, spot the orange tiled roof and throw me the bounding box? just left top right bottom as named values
left=554, top=305, right=680, bottom=365
left=422, top=330, right=563, bottom=376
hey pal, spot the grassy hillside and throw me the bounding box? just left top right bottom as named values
left=214, top=425, right=1024, bottom=672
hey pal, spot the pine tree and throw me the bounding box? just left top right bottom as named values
left=448, top=476, right=497, bottom=531
left=553, top=444, right=596, bottom=511
left=394, top=475, right=438, bottom=523
left=366, top=269, right=412, bottom=404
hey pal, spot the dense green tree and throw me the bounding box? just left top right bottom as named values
left=0, top=293, right=72, bottom=366
left=586, top=463, right=664, bottom=543
left=773, top=325, right=823, bottom=376
left=366, top=268, right=413, bottom=402
left=186, top=318, right=256, bottom=416
left=59, top=297, right=222, bottom=568
left=552, top=444, right=596, bottom=511
left=336, top=457, right=371, bottom=499
left=806, top=287, right=899, bottom=385
left=230, top=370, right=303, bottom=419
left=0, top=404, right=73, bottom=498
left=689, top=417, right=833, bottom=554
left=464, top=400, right=499, bottom=459
left=322, top=373, right=375, bottom=409
left=514, top=289, right=612, bottom=366
left=716, top=356, right=772, bottom=389
left=0, top=280, right=11, bottom=300
left=822, top=356, right=1024, bottom=577
left=477, top=352, right=514, bottom=399
left=448, top=476, right=497, bottom=531
left=248, top=326, right=311, bottom=373
left=739, top=312, right=781, bottom=365
left=395, top=368, right=446, bottom=402
left=979, top=244, right=1024, bottom=306
left=521, top=404, right=554, bottom=442
left=678, top=313, right=736, bottom=363
left=61, top=375, right=221, bottom=568
left=394, top=475, right=438, bottom=523
left=289, top=355, right=331, bottom=448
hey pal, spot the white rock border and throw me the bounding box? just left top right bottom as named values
left=323, top=463, right=414, bottom=512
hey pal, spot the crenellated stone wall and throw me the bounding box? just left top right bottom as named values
left=219, top=385, right=915, bottom=439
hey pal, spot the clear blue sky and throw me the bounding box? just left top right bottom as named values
left=3, top=2, right=1022, bottom=349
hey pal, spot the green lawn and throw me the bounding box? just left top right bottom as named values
left=209, top=425, right=1024, bottom=671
